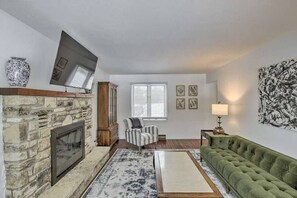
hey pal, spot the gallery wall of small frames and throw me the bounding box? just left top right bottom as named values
left=176, top=85, right=198, bottom=109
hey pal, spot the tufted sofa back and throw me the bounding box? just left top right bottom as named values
left=228, top=136, right=297, bottom=190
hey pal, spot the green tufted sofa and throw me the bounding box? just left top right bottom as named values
left=200, top=135, right=297, bottom=198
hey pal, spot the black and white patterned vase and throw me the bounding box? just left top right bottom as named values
left=6, top=57, right=30, bottom=87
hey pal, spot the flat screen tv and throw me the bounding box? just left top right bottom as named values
left=50, top=31, right=98, bottom=91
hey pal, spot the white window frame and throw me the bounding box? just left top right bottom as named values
left=131, top=82, right=168, bottom=120
left=66, top=64, right=94, bottom=89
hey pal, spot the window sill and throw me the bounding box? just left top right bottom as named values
left=143, top=117, right=168, bottom=121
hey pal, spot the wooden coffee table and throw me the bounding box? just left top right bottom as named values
left=154, top=151, right=222, bottom=198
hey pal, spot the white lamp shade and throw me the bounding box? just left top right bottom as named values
left=212, top=104, right=228, bottom=115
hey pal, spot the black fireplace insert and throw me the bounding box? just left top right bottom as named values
left=51, top=120, right=85, bottom=185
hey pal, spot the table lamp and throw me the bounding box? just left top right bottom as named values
left=212, top=102, right=228, bottom=134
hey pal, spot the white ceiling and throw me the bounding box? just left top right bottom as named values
left=1, top=0, right=297, bottom=74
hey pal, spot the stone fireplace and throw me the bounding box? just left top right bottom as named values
left=0, top=88, right=95, bottom=197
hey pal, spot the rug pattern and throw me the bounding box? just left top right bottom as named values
left=82, top=149, right=236, bottom=198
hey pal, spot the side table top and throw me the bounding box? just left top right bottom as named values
left=201, top=129, right=229, bottom=136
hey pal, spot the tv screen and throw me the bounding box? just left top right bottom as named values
left=50, top=31, right=98, bottom=90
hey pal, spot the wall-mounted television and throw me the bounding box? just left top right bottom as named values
left=50, top=31, right=98, bottom=91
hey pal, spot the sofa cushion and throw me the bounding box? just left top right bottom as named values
left=210, top=135, right=232, bottom=149
left=271, top=157, right=297, bottom=190
left=201, top=146, right=297, bottom=198
left=228, top=136, right=297, bottom=190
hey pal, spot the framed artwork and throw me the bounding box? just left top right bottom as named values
left=189, top=98, right=198, bottom=109
left=176, top=98, right=185, bottom=109
left=188, top=85, right=198, bottom=96
left=258, top=58, right=297, bottom=132
left=52, top=68, right=62, bottom=81
left=56, top=57, right=68, bottom=69
left=176, top=85, right=185, bottom=96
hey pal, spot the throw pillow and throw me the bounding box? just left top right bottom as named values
left=129, top=118, right=143, bottom=129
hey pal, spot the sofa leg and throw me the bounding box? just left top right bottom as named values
left=226, top=185, right=231, bottom=194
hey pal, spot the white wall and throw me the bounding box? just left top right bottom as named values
left=0, top=9, right=109, bottom=139
left=0, top=11, right=56, bottom=89
left=110, top=74, right=216, bottom=139
left=207, top=30, right=297, bottom=159
left=0, top=10, right=109, bottom=196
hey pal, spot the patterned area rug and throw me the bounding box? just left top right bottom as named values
left=82, top=149, right=236, bottom=198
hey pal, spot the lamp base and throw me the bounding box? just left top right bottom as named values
left=213, top=127, right=225, bottom=134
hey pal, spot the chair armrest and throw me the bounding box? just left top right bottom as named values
left=125, top=129, right=142, bottom=146
left=208, top=134, right=234, bottom=149
left=143, top=125, right=159, bottom=142
left=143, top=125, right=158, bottom=135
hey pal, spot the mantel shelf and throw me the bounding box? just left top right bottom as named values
left=0, top=87, right=93, bottom=98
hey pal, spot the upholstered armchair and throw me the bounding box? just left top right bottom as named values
left=123, top=117, right=159, bottom=150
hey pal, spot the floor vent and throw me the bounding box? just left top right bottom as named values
left=158, top=134, right=166, bottom=141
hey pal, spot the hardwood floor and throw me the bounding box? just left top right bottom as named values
left=109, top=139, right=207, bottom=156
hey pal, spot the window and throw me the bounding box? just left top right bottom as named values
left=131, top=83, right=167, bottom=119
left=66, top=65, right=94, bottom=89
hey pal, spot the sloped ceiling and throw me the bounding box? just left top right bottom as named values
left=1, top=0, right=297, bottom=74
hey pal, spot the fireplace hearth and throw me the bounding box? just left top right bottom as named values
left=51, top=121, right=85, bottom=185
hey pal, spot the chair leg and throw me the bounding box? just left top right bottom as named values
left=138, top=146, right=141, bottom=152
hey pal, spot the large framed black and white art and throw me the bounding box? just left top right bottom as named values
left=258, top=58, right=297, bottom=131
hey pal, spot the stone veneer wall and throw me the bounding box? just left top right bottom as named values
left=1, top=96, right=94, bottom=198
left=0, top=96, right=5, bottom=198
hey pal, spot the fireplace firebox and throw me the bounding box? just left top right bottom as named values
left=51, top=121, right=85, bottom=185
